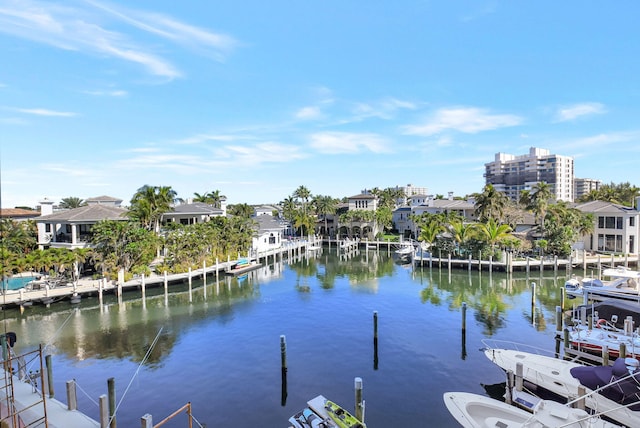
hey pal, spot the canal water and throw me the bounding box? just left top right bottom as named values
left=1, top=248, right=570, bottom=427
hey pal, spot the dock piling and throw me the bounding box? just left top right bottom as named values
left=45, top=354, right=54, bottom=398
left=354, top=377, right=364, bottom=422
left=373, top=311, right=379, bottom=370
left=100, top=394, right=108, bottom=428
left=108, top=377, right=116, bottom=428
left=66, top=380, right=77, bottom=410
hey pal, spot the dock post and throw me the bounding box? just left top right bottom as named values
left=354, top=377, right=364, bottom=422
left=45, top=354, right=54, bottom=398
left=530, top=282, right=536, bottom=313
left=515, top=362, right=523, bottom=392
left=602, top=346, right=609, bottom=366
left=611, top=253, right=615, bottom=269
left=99, top=280, right=103, bottom=306
left=188, top=267, right=193, bottom=303
left=108, top=377, right=116, bottom=428
left=141, top=274, right=146, bottom=301
left=554, top=256, right=558, bottom=273
left=216, top=257, right=220, bottom=282
left=564, top=328, right=570, bottom=350
left=555, top=306, right=562, bottom=333
left=203, top=260, right=207, bottom=299
left=141, top=414, right=153, bottom=428
left=505, top=370, right=514, bottom=405
left=448, top=253, right=452, bottom=275
left=583, top=250, right=587, bottom=272
left=468, top=254, right=472, bottom=272
left=561, top=287, right=565, bottom=311
left=587, top=315, right=592, bottom=331
left=489, top=255, right=493, bottom=273
left=462, top=302, right=467, bottom=334
left=577, top=386, right=586, bottom=410
left=620, top=343, right=627, bottom=360
left=373, top=311, right=379, bottom=370
left=597, top=255, right=601, bottom=278
left=66, top=380, right=77, bottom=410
left=280, top=335, right=287, bottom=374
left=163, top=271, right=168, bottom=306
left=526, top=257, right=530, bottom=274
left=100, top=394, right=109, bottom=428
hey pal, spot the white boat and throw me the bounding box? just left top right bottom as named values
left=569, top=320, right=640, bottom=359
left=565, top=266, right=640, bottom=301
left=484, top=344, right=640, bottom=427
left=443, top=391, right=621, bottom=428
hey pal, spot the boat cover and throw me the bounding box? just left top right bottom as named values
left=570, top=357, right=640, bottom=410
left=573, top=299, right=640, bottom=329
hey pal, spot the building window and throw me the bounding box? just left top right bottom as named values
left=630, top=235, right=635, bottom=254
left=631, top=217, right=635, bottom=227
left=616, top=217, right=623, bottom=229
left=598, top=216, right=604, bottom=228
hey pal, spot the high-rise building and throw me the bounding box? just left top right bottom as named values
left=484, top=147, right=574, bottom=202
left=574, top=178, right=601, bottom=201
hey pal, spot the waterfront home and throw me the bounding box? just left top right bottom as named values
left=574, top=198, right=640, bottom=254
left=35, top=196, right=128, bottom=250
left=392, top=195, right=477, bottom=239
left=251, top=214, right=288, bottom=254
left=0, top=207, right=40, bottom=221
left=161, top=202, right=225, bottom=226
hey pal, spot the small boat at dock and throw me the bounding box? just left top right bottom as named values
left=443, top=391, right=622, bottom=428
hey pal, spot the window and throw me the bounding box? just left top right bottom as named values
left=631, top=217, right=636, bottom=227
left=605, top=217, right=615, bottom=229
left=630, top=235, right=635, bottom=254
left=616, top=217, right=623, bottom=229
left=598, top=216, right=604, bottom=228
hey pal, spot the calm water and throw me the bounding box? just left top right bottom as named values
left=1, top=249, right=569, bottom=427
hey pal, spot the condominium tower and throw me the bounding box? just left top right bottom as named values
left=484, top=147, right=574, bottom=202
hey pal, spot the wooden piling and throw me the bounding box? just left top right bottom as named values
left=141, top=274, right=146, bottom=301
left=515, top=362, right=523, bottom=392
left=505, top=370, right=514, bottom=405
left=100, top=394, right=109, bottom=428
left=602, top=345, right=609, bottom=366
left=188, top=267, right=193, bottom=303
left=620, top=343, right=627, bottom=359
left=555, top=306, right=562, bottom=333
left=462, top=302, right=467, bottom=334
left=354, top=377, right=364, bottom=422
left=108, top=377, right=116, bottom=428
left=45, top=354, right=54, bottom=398
left=66, top=380, right=77, bottom=410
left=563, top=328, right=569, bottom=349
left=141, top=414, right=153, bottom=428
left=280, top=335, right=287, bottom=373
left=560, top=287, right=565, bottom=311
left=577, top=386, right=586, bottom=410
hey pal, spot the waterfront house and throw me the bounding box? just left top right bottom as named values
left=161, top=202, right=225, bottom=226
left=392, top=195, right=477, bottom=239
left=251, top=214, right=288, bottom=254
left=338, top=192, right=380, bottom=239
left=574, top=198, right=640, bottom=255
left=35, top=196, right=128, bottom=250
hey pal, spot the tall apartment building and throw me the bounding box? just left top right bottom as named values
left=574, top=178, right=601, bottom=200
left=484, top=147, right=574, bottom=202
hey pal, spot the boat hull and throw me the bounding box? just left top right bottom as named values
left=484, top=348, right=640, bottom=427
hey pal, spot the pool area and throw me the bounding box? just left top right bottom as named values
left=1, top=274, right=38, bottom=291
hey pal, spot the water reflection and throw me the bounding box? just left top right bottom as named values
left=2, top=248, right=566, bottom=367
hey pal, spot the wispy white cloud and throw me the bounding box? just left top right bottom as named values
left=83, top=89, right=128, bottom=97
left=402, top=107, right=522, bottom=136
left=174, top=133, right=248, bottom=145
left=0, top=0, right=237, bottom=79
left=554, top=102, right=606, bottom=122
left=556, top=131, right=639, bottom=151
left=14, top=107, right=76, bottom=117
left=295, top=106, right=323, bottom=120
left=309, top=131, right=391, bottom=154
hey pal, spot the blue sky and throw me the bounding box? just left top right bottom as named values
left=1, top=1, right=639, bottom=209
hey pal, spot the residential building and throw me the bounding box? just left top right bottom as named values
left=392, top=195, right=477, bottom=239
left=0, top=207, right=40, bottom=221
left=251, top=214, right=288, bottom=254
left=573, top=198, right=640, bottom=254
left=36, top=196, right=128, bottom=249
left=161, top=202, right=225, bottom=225
left=574, top=178, right=601, bottom=200
left=484, top=147, right=574, bottom=202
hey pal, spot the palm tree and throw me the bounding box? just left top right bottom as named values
left=281, top=196, right=297, bottom=224
left=228, top=203, right=254, bottom=219
left=476, top=218, right=512, bottom=256
left=129, top=185, right=177, bottom=233
left=474, top=184, right=509, bottom=222
left=59, top=197, right=86, bottom=209
left=293, top=185, right=311, bottom=214
left=448, top=220, right=476, bottom=257
left=529, top=181, right=553, bottom=235
left=416, top=216, right=444, bottom=249
left=313, top=195, right=337, bottom=238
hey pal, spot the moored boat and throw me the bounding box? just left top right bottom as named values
left=565, top=266, right=640, bottom=301
left=443, top=391, right=622, bottom=428
left=484, top=344, right=640, bottom=427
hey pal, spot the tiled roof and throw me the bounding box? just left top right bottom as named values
left=0, top=208, right=40, bottom=218
left=165, top=203, right=222, bottom=215
left=85, top=195, right=123, bottom=204
left=37, top=204, right=128, bottom=222
left=574, top=200, right=636, bottom=214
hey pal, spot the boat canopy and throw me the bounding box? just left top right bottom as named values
left=574, top=299, right=640, bottom=329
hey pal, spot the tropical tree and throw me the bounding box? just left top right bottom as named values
left=448, top=219, right=477, bottom=257
left=59, top=197, right=86, bottom=209
left=475, top=218, right=512, bottom=257
left=128, top=185, right=177, bottom=232
left=0, top=219, right=37, bottom=255
left=281, top=196, right=297, bottom=225
left=89, top=220, right=158, bottom=277
left=578, top=181, right=640, bottom=206
left=228, top=203, right=254, bottom=219
left=474, top=184, right=509, bottom=222
left=313, top=194, right=337, bottom=237
left=415, top=214, right=445, bottom=249
left=293, top=185, right=311, bottom=214
left=528, top=181, right=554, bottom=235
